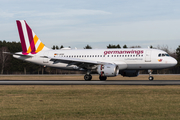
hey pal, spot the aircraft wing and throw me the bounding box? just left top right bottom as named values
left=48, top=56, right=107, bottom=69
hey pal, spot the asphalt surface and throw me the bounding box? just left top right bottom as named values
left=0, top=80, right=180, bottom=85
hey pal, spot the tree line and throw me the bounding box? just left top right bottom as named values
left=0, top=40, right=180, bottom=74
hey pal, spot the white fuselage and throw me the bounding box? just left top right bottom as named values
left=13, top=48, right=177, bottom=71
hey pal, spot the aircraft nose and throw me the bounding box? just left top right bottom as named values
left=171, top=58, right=177, bottom=66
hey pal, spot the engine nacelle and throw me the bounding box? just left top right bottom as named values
left=97, top=64, right=119, bottom=77
left=119, top=70, right=139, bottom=77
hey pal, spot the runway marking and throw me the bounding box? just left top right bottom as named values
left=0, top=80, right=180, bottom=85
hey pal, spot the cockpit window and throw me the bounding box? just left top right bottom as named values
left=158, top=53, right=170, bottom=57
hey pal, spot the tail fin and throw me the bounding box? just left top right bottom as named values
left=16, top=20, right=48, bottom=55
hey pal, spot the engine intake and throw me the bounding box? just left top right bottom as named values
left=97, top=64, right=119, bottom=77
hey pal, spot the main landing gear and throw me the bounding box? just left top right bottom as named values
left=84, top=74, right=92, bottom=81
left=148, top=70, right=154, bottom=81
left=84, top=74, right=107, bottom=81
left=99, top=76, right=107, bottom=81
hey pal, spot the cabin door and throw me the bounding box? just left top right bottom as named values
left=145, top=50, right=151, bottom=62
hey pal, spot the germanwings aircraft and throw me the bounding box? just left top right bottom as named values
left=9, top=20, right=177, bottom=81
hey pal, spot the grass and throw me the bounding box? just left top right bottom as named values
left=1, top=85, right=180, bottom=120
left=0, top=74, right=180, bottom=80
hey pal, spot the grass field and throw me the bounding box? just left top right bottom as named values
left=0, top=74, right=180, bottom=80
left=1, top=85, right=180, bottom=120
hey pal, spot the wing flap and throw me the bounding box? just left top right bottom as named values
left=49, top=56, right=106, bottom=68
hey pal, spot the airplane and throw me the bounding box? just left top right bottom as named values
left=8, top=20, right=177, bottom=81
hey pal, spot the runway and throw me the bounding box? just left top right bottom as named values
left=0, top=80, right=180, bottom=85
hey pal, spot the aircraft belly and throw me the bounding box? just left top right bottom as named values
left=127, top=63, right=175, bottom=70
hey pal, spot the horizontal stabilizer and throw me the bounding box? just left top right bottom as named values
left=3, top=52, right=34, bottom=57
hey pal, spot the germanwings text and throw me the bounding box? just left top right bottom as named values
left=104, top=50, right=144, bottom=55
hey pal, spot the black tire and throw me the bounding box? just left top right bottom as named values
left=99, top=76, right=107, bottom=81
left=149, top=76, right=154, bottom=81
left=84, top=74, right=92, bottom=81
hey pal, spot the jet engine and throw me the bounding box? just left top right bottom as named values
left=97, top=64, right=119, bottom=77
left=119, top=70, right=139, bottom=77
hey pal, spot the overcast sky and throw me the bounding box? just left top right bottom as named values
left=0, top=0, right=180, bottom=51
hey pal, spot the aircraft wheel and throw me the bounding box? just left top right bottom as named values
left=99, top=76, right=107, bottom=81
left=84, top=74, right=92, bottom=81
left=149, top=76, right=154, bottom=81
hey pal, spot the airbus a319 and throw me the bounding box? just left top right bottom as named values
left=8, top=20, right=177, bottom=81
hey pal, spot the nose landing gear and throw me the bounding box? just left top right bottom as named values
left=148, top=70, right=154, bottom=81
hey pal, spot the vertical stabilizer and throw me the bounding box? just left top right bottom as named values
left=16, top=20, right=48, bottom=55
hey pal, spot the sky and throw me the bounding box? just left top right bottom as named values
left=0, top=0, right=180, bottom=51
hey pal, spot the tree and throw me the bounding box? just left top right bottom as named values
left=0, top=47, right=10, bottom=74
left=52, top=45, right=55, bottom=50
left=60, top=45, right=64, bottom=49
left=107, top=44, right=121, bottom=48
left=84, top=44, right=92, bottom=49
left=157, top=45, right=170, bottom=53
left=123, top=45, right=128, bottom=48
left=176, top=45, right=180, bottom=65
left=130, top=45, right=141, bottom=48
left=55, top=45, right=59, bottom=50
